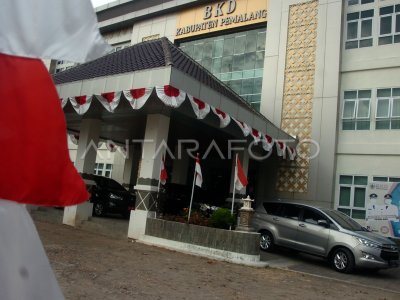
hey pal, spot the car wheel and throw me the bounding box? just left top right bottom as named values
left=260, top=231, right=274, bottom=252
left=93, top=203, right=105, bottom=217
left=331, top=248, right=355, bottom=273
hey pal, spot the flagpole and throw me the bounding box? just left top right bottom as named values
left=157, top=154, right=163, bottom=198
left=231, top=153, right=238, bottom=215
left=188, top=156, right=197, bottom=223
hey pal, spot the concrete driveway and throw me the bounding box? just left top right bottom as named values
left=261, top=247, right=400, bottom=294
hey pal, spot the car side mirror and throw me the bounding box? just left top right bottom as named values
left=317, top=219, right=329, bottom=228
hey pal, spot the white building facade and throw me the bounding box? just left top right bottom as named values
left=63, top=0, right=399, bottom=227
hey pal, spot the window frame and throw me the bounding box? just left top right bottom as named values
left=378, top=5, right=400, bottom=45
left=346, top=9, right=374, bottom=49
left=342, top=90, right=371, bottom=130
left=376, top=88, right=400, bottom=130
left=338, top=175, right=368, bottom=220
left=94, top=163, right=113, bottom=178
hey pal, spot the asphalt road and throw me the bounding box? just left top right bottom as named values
left=261, top=247, right=400, bottom=294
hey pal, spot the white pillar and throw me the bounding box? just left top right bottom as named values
left=63, top=119, right=100, bottom=226
left=128, top=114, right=170, bottom=240
left=124, top=144, right=142, bottom=191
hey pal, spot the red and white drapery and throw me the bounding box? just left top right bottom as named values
left=61, top=84, right=296, bottom=159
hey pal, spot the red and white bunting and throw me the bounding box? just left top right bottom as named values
left=287, top=146, right=296, bottom=160
left=156, top=85, right=186, bottom=108
left=232, top=117, right=251, bottom=137
left=106, top=140, right=117, bottom=152
left=276, top=140, right=287, bottom=158
left=123, top=87, right=153, bottom=110
left=96, top=91, right=122, bottom=113
left=69, top=134, right=79, bottom=145
left=61, top=97, right=68, bottom=108
left=261, top=134, right=274, bottom=152
left=211, top=107, right=231, bottom=128
left=188, top=95, right=210, bottom=119
left=250, top=128, right=261, bottom=145
left=69, top=95, right=92, bottom=115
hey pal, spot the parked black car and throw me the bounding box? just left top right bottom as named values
left=81, top=173, right=136, bottom=218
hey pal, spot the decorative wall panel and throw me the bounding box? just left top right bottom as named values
left=276, top=0, right=318, bottom=193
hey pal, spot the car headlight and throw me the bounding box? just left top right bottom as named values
left=356, top=237, right=381, bottom=249
left=109, top=193, right=123, bottom=200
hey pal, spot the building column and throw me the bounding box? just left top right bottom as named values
left=63, top=119, right=101, bottom=226
left=128, top=114, right=170, bottom=239
left=125, top=144, right=142, bottom=191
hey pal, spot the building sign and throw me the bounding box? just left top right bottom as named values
left=366, top=181, right=400, bottom=238
left=142, top=34, right=160, bottom=42
left=175, top=0, right=268, bottom=39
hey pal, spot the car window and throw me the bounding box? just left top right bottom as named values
left=280, top=204, right=301, bottom=220
left=302, top=208, right=326, bottom=225
left=321, top=209, right=365, bottom=232
left=263, top=203, right=282, bottom=215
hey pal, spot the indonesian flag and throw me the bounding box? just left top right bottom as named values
left=69, top=134, right=80, bottom=145
left=287, top=147, right=297, bottom=160
left=96, top=91, right=122, bottom=113
left=262, top=134, right=274, bottom=152
left=211, top=107, right=231, bottom=128
left=0, top=0, right=110, bottom=206
left=156, top=85, right=186, bottom=108
left=0, top=0, right=111, bottom=63
left=250, top=128, right=261, bottom=145
left=235, top=156, right=248, bottom=191
left=61, top=98, right=68, bottom=108
left=106, top=141, right=117, bottom=153
left=276, top=140, right=287, bottom=158
left=195, top=155, right=203, bottom=188
left=69, top=95, right=93, bottom=115
left=188, top=95, right=210, bottom=119
left=159, top=155, right=168, bottom=185
left=0, top=54, right=89, bottom=206
left=232, top=118, right=251, bottom=137
left=123, top=88, right=153, bottom=110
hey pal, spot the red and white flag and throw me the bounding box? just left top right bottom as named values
left=212, top=107, right=231, bottom=128
left=0, top=0, right=111, bottom=63
left=156, top=85, right=186, bottom=108
left=70, top=95, right=93, bottom=115
left=235, top=156, right=248, bottom=191
left=124, top=88, right=153, bottom=110
left=159, top=155, right=168, bottom=185
left=232, top=118, right=251, bottom=137
left=0, top=0, right=110, bottom=206
left=195, top=155, right=203, bottom=188
left=287, top=147, right=297, bottom=160
left=188, top=95, right=210, bottom=119
left=250, top=128, right=261, bottom=145
left=96, top=91, right=122, bottom=113
left=262, top=134, right=274, bottom=152
left=276, top=140, right=287, bottom=158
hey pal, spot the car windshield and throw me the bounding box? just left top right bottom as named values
left=321, top=209, right=365, bottom=232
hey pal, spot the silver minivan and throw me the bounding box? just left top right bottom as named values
left=252, top=202, right=399, bottom=273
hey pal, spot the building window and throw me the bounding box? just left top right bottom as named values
left=348, top=0, right=374, bottom=5
left=376, top=88, right=400, bottom=129
left=179, top=27, right=266, bottom=111
left=94, top=163, right=113, bottom=178
left=378, top=5, right=400, bottom=45
left=346, top=9, right=374, bottom=49
left=372, top=176, right=400, bottom=182
left=342, top=90, right=371, bottom=130
left=338, top=175, right=368, bottom=219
